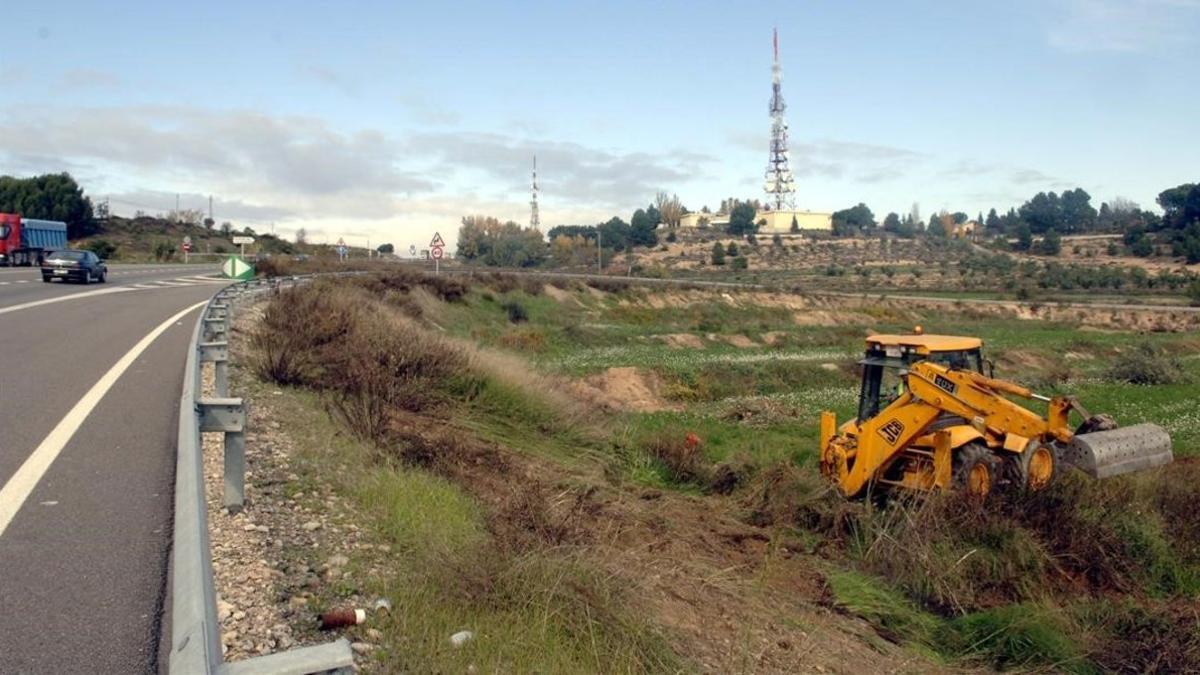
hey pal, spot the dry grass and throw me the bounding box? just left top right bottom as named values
left=253, top=282, right=468, bottom=443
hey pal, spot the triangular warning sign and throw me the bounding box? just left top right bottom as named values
left=430, top=232, right=446, bottom=248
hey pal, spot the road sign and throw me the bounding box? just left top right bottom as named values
left=409, top=244, right=417, bottom=256
left=182, top=235, right=192, bottom=253
left=430, top=232, right=445, bottom=248
left=336, top=245, right=348, bottom=258
left=221, top=255, right=255, bottom=280
left=232, top=235, right=255, bottom=245
left=337, top=237, right=346, bottom=247
left=431, top=246, right=444, bottom=260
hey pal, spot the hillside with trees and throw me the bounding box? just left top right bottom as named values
left=0, top=172, right=302, bottom=261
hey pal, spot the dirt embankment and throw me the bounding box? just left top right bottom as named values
left=628, top=286, right=1200, bottom=333
left=574, top=366, right=677, bottom=412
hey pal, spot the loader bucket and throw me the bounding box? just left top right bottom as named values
left=1061, top=423, right=1174, bottom=479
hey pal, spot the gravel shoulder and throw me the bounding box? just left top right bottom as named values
left=203, top=301, right=384, bottom=668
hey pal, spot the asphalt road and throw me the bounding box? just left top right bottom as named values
left=0, top=263, right=225, bottom=673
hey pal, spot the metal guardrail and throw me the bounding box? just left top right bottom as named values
left=170, top=275, right=354, bottom=675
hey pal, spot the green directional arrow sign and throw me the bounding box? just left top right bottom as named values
left=222, top=255, right=255, bottom=280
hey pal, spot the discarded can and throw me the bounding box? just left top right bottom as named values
left=319, top=607, right=366, bottom=630
left=373, top=598, right=392, bottom=614
left=449, top=630, right=474, bottom=647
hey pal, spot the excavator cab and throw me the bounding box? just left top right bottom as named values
left=857, top=333, right=984, bottom=423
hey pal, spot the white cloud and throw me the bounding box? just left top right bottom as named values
left=405, top=131, right=715, bottom=209
left=1048, top=0, right=1200, bottom=53
left=0, top=105, right=703, bottom=249
left=0, top=105, right=434, bottom=221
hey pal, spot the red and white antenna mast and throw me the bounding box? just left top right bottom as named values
left=764, top=27, right=795, bottom=210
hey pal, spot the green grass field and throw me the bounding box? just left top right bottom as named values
left=248, top=272, right=1200, bottom=671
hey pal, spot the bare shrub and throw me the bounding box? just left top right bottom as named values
left=1105, top=343, right=1186, bottom=385
left=520, top=276, right=545, bottom=296
left=586, top=278, right=630, bottom=293
left=325, top=315, right=466, bottom=443
left=642, top=431, right=707, bottom=485
left=254, top=284, right=468, bottom=443
left=421, top=274, right=469, bottom=302
left=252, top=284, right=362, bottom=385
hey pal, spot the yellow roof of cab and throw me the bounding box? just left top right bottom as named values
left=866, top=334, right=982, bottom=354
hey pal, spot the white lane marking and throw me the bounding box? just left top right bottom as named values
left=153, top=280, right=194, bottom=287
left=0, top=300, right=207, bottom=538
left=0, top=287, right=135, bottom=316
left=16, top=280, right=28, bottom=283
left=131, top=283, right=159, bottom=289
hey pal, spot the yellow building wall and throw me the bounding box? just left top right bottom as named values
left=755, top=210, right=833, bottom=233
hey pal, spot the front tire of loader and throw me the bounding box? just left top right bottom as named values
left=954, top=443, right=998, bottom=500
left=1004, top=443, right=1057, bottom=491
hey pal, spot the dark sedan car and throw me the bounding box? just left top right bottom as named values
left=41, top=250, right=108, bottom=284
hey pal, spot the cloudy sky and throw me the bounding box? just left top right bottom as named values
left=1, top=0, right=1197, bottom=249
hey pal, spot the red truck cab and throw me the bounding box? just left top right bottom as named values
left=0, top=213, right=20, bottom=265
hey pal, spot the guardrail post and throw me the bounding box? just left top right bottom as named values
left=198, top=341, right=230, bottom=397
left=199, top=397, right=247, bottom=512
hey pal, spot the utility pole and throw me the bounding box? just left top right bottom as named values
left=530, top=154, right=540, bottom=232
left=597, top=228, right=602, bottom=272
left=208, top=195, right=213, bottom=224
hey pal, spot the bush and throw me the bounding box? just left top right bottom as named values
left=252, top=283, right=468, bottom=443
left=502, top=300, right=529, bottom=323
left=1105, top=343, right=1186, bottom=385
left=84, top=239, right=118, bottom=259
left=585, top=278, right=630, bottom=293
left=642, top=431, right=708, bottom=486
left=710, top=242, right=725, bottom=265
left=949, top=604, right=1082, bottom=671
left=730, top=256, right=748, bottom=270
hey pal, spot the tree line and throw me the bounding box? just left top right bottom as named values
left=0, top=173, right=97, bottom=239
left=831, top=182, right=1200, bottom=263
left=457, top=193, right=686, bottom=267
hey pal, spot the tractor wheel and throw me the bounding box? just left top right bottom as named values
left=1004, top=443, right=1058, bottom=491
left=953, top=443, right=998, bottom=499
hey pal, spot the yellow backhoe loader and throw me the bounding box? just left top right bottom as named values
left=819, top=331, right=1174, bottom=498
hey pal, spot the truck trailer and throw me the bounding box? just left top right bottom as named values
left=0, top=213, right=69, bottom=266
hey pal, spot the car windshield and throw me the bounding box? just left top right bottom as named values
left=47, top=251, right=85, bottom=261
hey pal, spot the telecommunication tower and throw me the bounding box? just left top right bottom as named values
left=764, top=28, right=796, bottom=210
left=530, top=155, right=540, bottom=231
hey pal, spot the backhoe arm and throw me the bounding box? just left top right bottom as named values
left=905, top=362, right=1064, bottom=445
